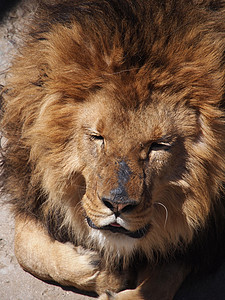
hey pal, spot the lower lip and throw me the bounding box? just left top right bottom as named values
left=110, top=222, right=122, bottom=228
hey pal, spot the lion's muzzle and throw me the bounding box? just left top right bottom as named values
left=99, top=159, right=144, bottom=216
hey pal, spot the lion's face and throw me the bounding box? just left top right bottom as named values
left=70, top=85, right=200, bottom=254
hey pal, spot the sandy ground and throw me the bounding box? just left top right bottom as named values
left=1, top=1, right=225, bottom=300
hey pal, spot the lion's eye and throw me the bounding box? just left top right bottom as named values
left=150, top=142, right=171, bottom=152
left=90, top=134, right=104, bottom=146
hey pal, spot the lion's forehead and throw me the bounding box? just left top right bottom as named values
left=79, top=90, right=198, bottom=144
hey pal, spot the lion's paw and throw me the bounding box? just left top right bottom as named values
left=98, top=289, right=143, bottom=300
left=51, top=242, right=101, bottom=290
left=98, top=291, right=117, bottom=300
left=75, top=245, right=101, bottom=268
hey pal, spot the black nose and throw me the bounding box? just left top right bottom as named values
left=102, top=197, right=137, bottom=216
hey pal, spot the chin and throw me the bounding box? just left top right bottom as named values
left=88, top=226, right=140, bottom=256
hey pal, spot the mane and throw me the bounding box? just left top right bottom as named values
left=1, top=0, right=225, bottom=271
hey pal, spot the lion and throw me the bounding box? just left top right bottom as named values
left=1, top=0, right=225, bottom=299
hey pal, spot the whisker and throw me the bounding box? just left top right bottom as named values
left=154, top=202, right=168, bottom=229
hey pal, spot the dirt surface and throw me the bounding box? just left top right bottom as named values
left=1, top=1, right=225, bottom=300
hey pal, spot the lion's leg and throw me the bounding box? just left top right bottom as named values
left=14, top=215, right=100, bottom=291
left=99, top=262, right=190, bottom=300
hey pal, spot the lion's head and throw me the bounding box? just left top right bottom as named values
left=76, top=87, right=199, bottom=250
left=1, top=0, right=225, bottom=266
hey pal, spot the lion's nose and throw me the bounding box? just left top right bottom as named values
left=102, top=197, right=137, bottom=216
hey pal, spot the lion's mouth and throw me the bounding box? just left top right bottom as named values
left=86, top=217, right=150, bottom=239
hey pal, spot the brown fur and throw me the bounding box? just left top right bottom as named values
left=1, top=0, right=225, bottom=299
